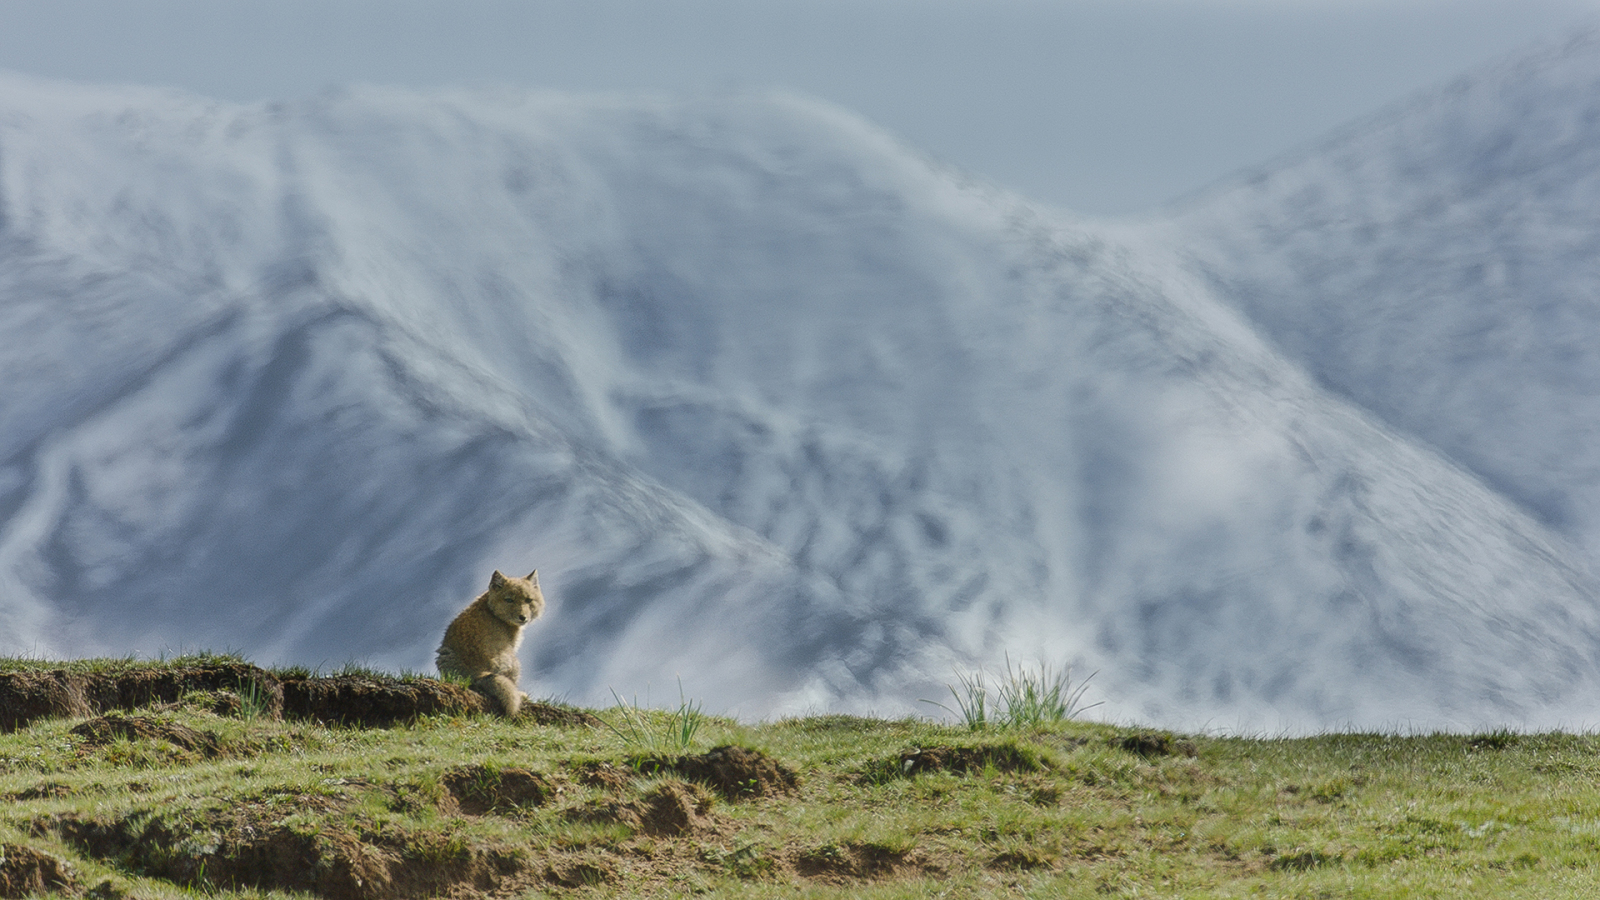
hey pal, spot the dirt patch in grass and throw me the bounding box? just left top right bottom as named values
left=51, top=803, right=526, bottom=900
left=278, top=675, right=485, bottom=727
left=0, top=844, right=76, bottom=898
left=543, top=857, right=617, bottom=889
left=793, top=841, right=913, bottom=882
left=0, top=663, right=602, bottom=733
left=0, top=663, right=286, bottom=733
left=895, top=743, right=1045, bottom=777
left=568, top=780, right=715, bottom=836
left=570, top=759, right=635, bottom=791
left=518, top=702, right=602, bottom=728
left=99, top=665, right=284, bottom=719
left=633, top=745, right=799, bottom=800
left=0, top=671, right=89, bottom=733
left=440, top=765, right=556, bottom=816
left=71, top=712, right=225, bottom=757
left=636, top=781, right=714, bottom=835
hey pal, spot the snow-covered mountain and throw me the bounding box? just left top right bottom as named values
left=1156, top=30, right=1600, bottom=568
left=3, top=34, right=1600, bottom=731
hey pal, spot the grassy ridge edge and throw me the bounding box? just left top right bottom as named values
left=1, top=657, right=1597, bottom=898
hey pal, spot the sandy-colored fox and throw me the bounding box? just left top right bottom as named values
left=436, top=569, right=545, bottom=716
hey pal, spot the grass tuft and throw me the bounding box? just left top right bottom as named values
left=922, top=669, right=990, bottom=731
left=601, top=680, right=706, bottom=756
left=924, top=655, right=1100, bottom=730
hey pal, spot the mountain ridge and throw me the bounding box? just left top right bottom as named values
left=1, top=58, right=1598, bottom=730
left=1154, top=28, right=1600, bottom=562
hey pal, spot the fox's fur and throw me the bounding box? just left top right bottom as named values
left=436, top=569, right=544, bottom=716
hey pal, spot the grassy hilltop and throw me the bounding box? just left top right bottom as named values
left=1, top=656, right=1598, bottom=899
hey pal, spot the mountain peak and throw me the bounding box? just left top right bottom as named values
left=2, top=70, right=1599, bottom=731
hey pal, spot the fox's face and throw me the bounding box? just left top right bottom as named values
left=487, top=569, right=545, bottom=627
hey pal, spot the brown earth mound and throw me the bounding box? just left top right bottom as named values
left=0, top=844, right=76, bottom=898
left=542, top=858, right=616, bottom=889
left=636, top=780, right=714, bottom=835
left=793, top=841, right=911, bottom=881
left=0, top=671, right=88, bottom=734
left=0, top=663, right=279, bottom=733
left=635, top=745, right=799, bottom=799
left=70, top=712, right=224, bottom=757
left=94, top=664, right=285, bottom=719
left=569, top=780, right=714, bottom=836
left=278, top=675, right=486, bottom=727
left=0, top=662, right=603, bottom=733
left=896, top=743, right=1043, bottom=776
left=52, top=806, right=524, bottom=900
left=569, top=759, right=634, bottom=790
left=517, top=701, right=602, bottom=728
left=440, top=765, right=555, bottom=816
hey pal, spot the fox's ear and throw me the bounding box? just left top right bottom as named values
left=526, top=569, right=539, bottom=584
left=490, top=570, right=508, bottom=589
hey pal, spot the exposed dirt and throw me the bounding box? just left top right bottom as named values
left=0, top=843, right=76, bottom=898
left=793, top=841, right=913, bottom=882
left=635, top=745, right=800, bottom=799
left=517, top=701, right=602, bottom=728
left=97, top=664, right=285, bottom=719
left=0, top=662, right=608, bottom=733
left=569, top=759, right=635, bottom=791
left=637, top=781, right=715, bottom=835
left=896, top=743, right=1044, bottom=776
left=279, top=675, right=489, bottom=727
left=0, top=663, right=286, bottom=732
left=51, top=804, right=525, bottom=900
left=0, top=671, right=90, bottom=734
left=440, top=765, right=556, bottom=816
left=542, top=857, right=617, bottom=889
left=3, top=665, right=1101, bottom=895
left=568, top=779, right=715, bottom=837
left=34, top=741, right=946, bottom=900
left=2, top=664, right=275, bottom=732
left=71, top=712, right=225, bottom=757
left=1116, top=732, right=1199, bottom=759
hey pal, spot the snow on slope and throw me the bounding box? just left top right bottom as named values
left=0, top=71, right=1598, bottom=730
left=1157, top=29, right=1600, bottom=566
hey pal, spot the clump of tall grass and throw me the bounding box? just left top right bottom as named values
left=237, top=678, right=274, bottom=720
left=924, top=655, right=1100, bottom=730
left=601, top=679, right=706, bottom=755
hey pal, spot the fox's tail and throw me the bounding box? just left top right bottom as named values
left=470, top=673, right=525, bottom=717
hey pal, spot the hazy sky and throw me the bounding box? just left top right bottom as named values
left=1, top=0, right=1596, bottom=215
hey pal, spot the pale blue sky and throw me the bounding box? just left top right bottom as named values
left=0, top=0, right=1594, bottom=215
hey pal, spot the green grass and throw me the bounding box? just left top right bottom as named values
left=923, top=656, right=1100, bottom=730
left=3, top=658, right=1600, bottom=898
left=0, top=650, right=250, bottom=675
left=601, top=679, right=707, bottom=755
